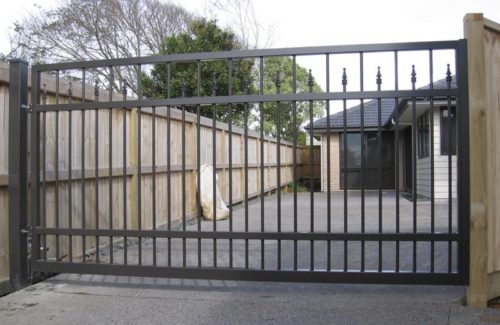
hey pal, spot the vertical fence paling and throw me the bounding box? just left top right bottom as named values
left=18, top=40, right=467, bottom=285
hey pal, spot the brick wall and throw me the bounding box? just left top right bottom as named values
left=320, top=133, right=340, bottom=191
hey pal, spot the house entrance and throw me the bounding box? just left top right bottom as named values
left=340, top=131, right=395, bottom=190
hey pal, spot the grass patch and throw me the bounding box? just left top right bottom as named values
left=284, top=182, right=308, bottom=193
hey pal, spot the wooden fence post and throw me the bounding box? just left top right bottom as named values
left=464, top=13, right=488, bottom=308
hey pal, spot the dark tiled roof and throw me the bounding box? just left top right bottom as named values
left=420, top=78, right=457, bottom=89
left=307, top=76, right=457, bottom=131
left=307, top=98, right=397, bottom=130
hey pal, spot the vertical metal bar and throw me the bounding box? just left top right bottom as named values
left=122, top=81, right=128, bottom=265
left=93, top=73, right=100, bottom=265
left=79, top=72, right=86, bottom=264
left=81, top=79, right=87, bottom=263
left=79, top=73, right=85, bottom=263
left=137, top=65, right=142, bottom=266
left=325, top=54, right=331, bottom=272
left=275, top=73, right=282, bottom=270
left=376, top=67, right=383, bottom=273
left=68, top=83, right=73, bottom=262
left=55, top=76, right=61, bottom=262
left=446, top=64, right=453, bottom=274
left=244, top=78, right=249, bottom=270
left=8, top=59, right=29, bottom=289
left=152, top=103, right=157, bottom=267
left=411, top=65, right=417, bottom=273
left=197, top=60, right=202, bottom=268
left=212, top=75, right=217, bottom=268
left=108, top=68, right=114, bottom=265
left=456, top=39, right=470, bottom=283
left=55, top=80, right=60, bottom=262
left=429, top=51, right=435, bottom=273
left=181, top=80, right=186, bottom=268
left=307, top=69, right=314, bottom=272
left=258, top=57, right=264, bottom=270
left=342, top=68, right=348, bottom=272
left=42, top=87, right=47, bottom=262
left=292, top=56, right=298, bottom=271
left=394, top=51, right=400, bottom=272
left=167, top=63, right=172, bottom=267
left=228, top=59, right=234, bottom=269
left=359, top=53, right=365, bottom=272
left=30, top=69, right=41, bottom=277
left=66, top=72, right=73, bottom=263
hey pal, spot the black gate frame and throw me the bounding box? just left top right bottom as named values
left=9, top=40, right=469, bottom=288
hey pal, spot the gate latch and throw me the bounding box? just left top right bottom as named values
left=20, top=226, right=32, bottom=236
left=21, top=104, right=30, bottom=113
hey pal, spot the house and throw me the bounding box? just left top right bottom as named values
left=306, top=78, right=457, bottom=199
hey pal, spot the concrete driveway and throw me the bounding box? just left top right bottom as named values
left=1, top=274, right=500, bottom=325
left=2, top=191, right=488, bottom=325
left=97, top=191, right=459, bottom=273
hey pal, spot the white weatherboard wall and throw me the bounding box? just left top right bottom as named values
left=416, top=106, right=457, bottom=199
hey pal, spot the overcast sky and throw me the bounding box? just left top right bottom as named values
left=174, top=0, right=499, bottom=47
left=0, top=0, right=498, bottom=108
left=1, top=0, right=498, bottom=52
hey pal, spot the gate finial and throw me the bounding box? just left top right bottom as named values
left=445, top=64, right=452, bottom=89
left=274, top=71, right=281, bottom=93
left=122, top=80, right=128, bottom=99
left=180, top=80, right=187, bottom=98
left=94, top=79, right=99, bottom=100
left=152, top=75, right=158, bottom=99
left=211, top=73, right=218, bottom=96
left=376, top=66, right=382, bottom=87
left=42, top=84, right=47, bottom=105
left=243, top=76, right=249, bottom=95
left=341, top=68, right=347, bottom=90
left=68, top=82, right=73, bottom=104
left=307, top=69, right=314, bottom=92
left=411, top=65, right=417, bottom=85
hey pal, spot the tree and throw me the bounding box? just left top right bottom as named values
left=4, top=0, right=193, bottom=92
left=143, top=19, right=323, bottom=139
left=205, top=0, right=278, bottom=49
left=260, top=56, right=324, bottom=144
left=142, top=18, right=255, bottom=126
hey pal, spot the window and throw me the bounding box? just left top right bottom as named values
left=440, top=106, right=456, bottom=155
left=417, top=112, right=429, bottom=158
left=340, top=131, right=395, bottom=189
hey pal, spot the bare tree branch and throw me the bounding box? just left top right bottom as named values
left=206, top=0, right=278, bottom=49
left=3, top=0, right=193, bottom=93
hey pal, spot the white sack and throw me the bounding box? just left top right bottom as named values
left=198, top=164, right=229, bottom=220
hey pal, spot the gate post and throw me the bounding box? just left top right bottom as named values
left=8, top=59, right=29, bottom=290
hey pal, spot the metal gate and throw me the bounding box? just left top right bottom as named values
left=19, top=40, right=469, bottom=285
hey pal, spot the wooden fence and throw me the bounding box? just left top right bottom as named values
left=465, top=14, right=500, bottom=307
left=0, top=61, right=320, bottom=292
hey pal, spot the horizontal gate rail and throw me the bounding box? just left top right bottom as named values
left=33, top=40, right=461, bottom=71
left=34, top=228, right=460, bottom=242
left=33, top=89, right=459, bottom=112
left=32, top=262, right=463, bottom=285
